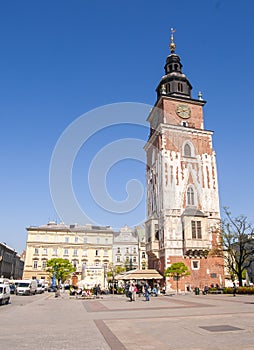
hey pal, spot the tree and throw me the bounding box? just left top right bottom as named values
left=46, top=258, right=76, bottom=286
left=107, top=263, right=126, bottom=294
left=164, top=262, right=190, bottom=294
left=219, top=208, right=254, bottom=286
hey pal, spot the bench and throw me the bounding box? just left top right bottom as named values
left=208, top=289, right=223, bottom=294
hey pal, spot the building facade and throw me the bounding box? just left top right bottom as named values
left=23, top=222, right=147, bottom=287
left=112, top=225, right=139, bottom=270
left=23, top=222, right=114, bottom=286
left=145, top=31, right=224, bottom=292
left=0, top=242, right=24, bottom=279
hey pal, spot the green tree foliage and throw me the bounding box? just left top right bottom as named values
left=106, top=263, right=126, bottom=295
left=107, top=263, right=126, bottom=279
left=219, top=208, right=254, bottom=286
left=46, top=258, right=76, bottom=285
left=164, top=262, right=190, bottom=293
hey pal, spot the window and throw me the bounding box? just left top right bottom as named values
left=52, top=248, right=57, bottom=256
left=44, top=236, right=48, bottom=242
left=75, top=236, right=79, bottom=243
left=73, top=260, right=78, bottom=268
left=42, top=260, right=47, bottom=269
left=178, top=82, right=183, bottom=92
left=187, top=187, right=195, bottom=206
left=104, top=250, right=108, bottom=256
left=117, top=247, right=120, bottom=254
left=64, top=249, right=69, bottom=255
left=36, top=236, right=40, bottom=242
left=82, top=249, right=87, bottom=256
left=34, top=248, right=39, bottom=255
left=126, top=248, right=129, bottom=254
left=33, top=261, right=38, bottom=269
left=96, top=238, right=100, bottom=244
left=182, top=121, right=188, bottom=127
left=184, top=143, right=191, bottom=157
left=42, top=248, right=47, bottom=255
left=142, top=252, right=146, bottom=259
left=133, top=257, right=137, bottom=263
left=54, top=236, right=58, bottom=242
left=95, top=249, right=100, bottom=256
left=105, top=238, right=108, bottom=244
left=73, top=249, right=78, bottom=256
left=192, top=260, right=199, bottom=270
left=65, top=236, right=69, bottom=243
left=117, top=256, right=120, bottom=262
left=83, top=237, right=87, bottom=243
left=191, top=221, right=202, bottom=239
left=133, top=248, right=137, bottom=254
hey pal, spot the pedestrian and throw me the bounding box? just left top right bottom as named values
left=144, top=282, right=150, bottom=301
left=129, top=283, right=135, bottom=301
left=233, top=282, right=237, bottom=297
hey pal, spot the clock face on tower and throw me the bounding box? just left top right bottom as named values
left=175, top=104, right=191, bottom=119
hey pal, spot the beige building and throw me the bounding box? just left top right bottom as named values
left=23, top=221, right=148, bottom=288
left=23, top=221, right=113, bottom=286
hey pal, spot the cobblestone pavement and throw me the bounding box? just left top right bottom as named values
left=1, top=292, right=254, bottom=349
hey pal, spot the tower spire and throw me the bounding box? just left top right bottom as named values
left=170, top=28, right=176, bottom=53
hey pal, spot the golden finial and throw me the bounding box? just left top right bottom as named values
left=170, top=28, right=176, bottom=53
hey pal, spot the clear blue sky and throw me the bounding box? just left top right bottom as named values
left=1, top=0, right=254, bottom=253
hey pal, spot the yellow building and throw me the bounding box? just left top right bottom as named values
left=23, top=221, right=113, bottom=286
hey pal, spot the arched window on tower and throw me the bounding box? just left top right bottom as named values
left=184, top=143, right=191, bottom=157
left=178, top=82, right=183, bottom=92
left=187, top=186, right=195, bottom=206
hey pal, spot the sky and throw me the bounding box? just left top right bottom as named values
left=1, top=0, right=254, bottom=254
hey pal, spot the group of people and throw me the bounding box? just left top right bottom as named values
left=126, top=281, right=154, bottom=302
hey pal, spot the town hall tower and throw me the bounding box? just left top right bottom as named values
left=145, top=30, right=224, bottom=291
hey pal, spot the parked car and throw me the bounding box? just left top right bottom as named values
left=16, top=280, right=37, bottom=295
left=48, top=285, right=57, bottom=292
left=0, top=283, right=10, bottom=305
left=9, top=284, right=16, bottom=294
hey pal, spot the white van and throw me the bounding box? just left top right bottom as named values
left=16, top=280, right=37, bottom=295
left=0, top=283, right=10, bottom=305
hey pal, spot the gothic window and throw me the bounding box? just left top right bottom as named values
left=191, top=221, right=202, bottom=239
left=184, top=143, right=191, bottom=157
left=187, top=186, right=195, bottom=206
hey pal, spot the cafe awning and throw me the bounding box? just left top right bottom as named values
left=116, top=269, right=163, bottom=280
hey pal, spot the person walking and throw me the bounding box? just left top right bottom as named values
left=233, top=282, right=237, bottom=297
left=144, top=282, right=150, bottom=301
left=129, top=283, right=135, bottom=301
